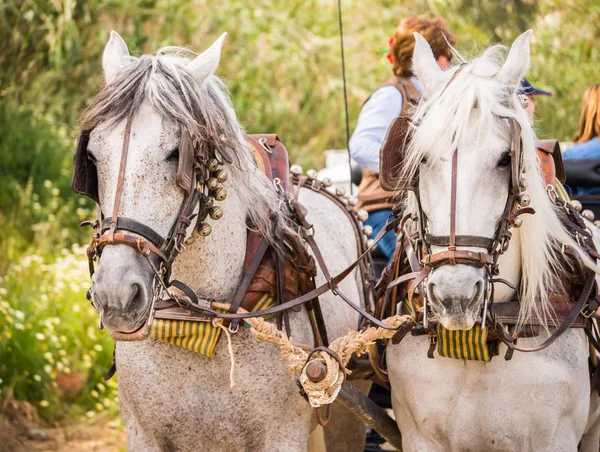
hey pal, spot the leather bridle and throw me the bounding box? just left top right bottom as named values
left=82, top=115, right=233, bottom=329
left=408, top=111, right=535, bottom=326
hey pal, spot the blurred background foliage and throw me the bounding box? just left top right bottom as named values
left=0, top=0, right=598, bottom=422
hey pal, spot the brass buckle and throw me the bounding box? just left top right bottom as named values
left=582, top=304, right=596, bottom=319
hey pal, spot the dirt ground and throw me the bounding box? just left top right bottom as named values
left=0, top=400, right=127, bottom=452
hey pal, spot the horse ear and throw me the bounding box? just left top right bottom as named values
left=412, top=32, right=444, bottom=98
left=498, top=30, right=532, bottom=89
left=102, top=30, right=130, bottom=85
left=188, top=33, right=227, bottom=81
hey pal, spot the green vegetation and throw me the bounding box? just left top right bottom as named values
left=0, top=0, right=598, bottom=422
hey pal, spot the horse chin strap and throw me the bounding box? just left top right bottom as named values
left=412, top=117, right=535, bottom=325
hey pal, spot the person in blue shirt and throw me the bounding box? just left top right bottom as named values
left=562, top=84, right=600, bottom=195
left=349, top=17, right=455, bottom=261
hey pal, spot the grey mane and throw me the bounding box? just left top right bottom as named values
left=80, top=48, right=291, bottom=251
left=80, top=49, right=244, bottom=166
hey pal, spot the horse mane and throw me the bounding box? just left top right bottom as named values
left=400, top=45, right=581, bottom=330
left=79, top=47, right=289, bottom=249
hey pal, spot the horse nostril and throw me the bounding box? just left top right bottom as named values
left=427, top=282, right=441, bottom=305
left=462, top=279, right=484, bottom=310
left=128, top=283, right=144, bottom=312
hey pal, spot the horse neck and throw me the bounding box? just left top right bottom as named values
left=170, top=179, right=249, bottom=300
left=495, top=227, right=522, bottom=303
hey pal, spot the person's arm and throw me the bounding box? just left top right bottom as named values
left=349, top=86, right=403, bottom=173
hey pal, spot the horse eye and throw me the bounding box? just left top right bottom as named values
left=166, top=148, right=179, bottom=162
left=86, top=151, right=97, bottom=164
left=497, top=152, right=511, bottom=168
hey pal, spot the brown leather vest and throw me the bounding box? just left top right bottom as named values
left=356, top=76, right=421, bottom=212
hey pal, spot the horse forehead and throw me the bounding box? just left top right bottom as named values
left=92, top=109, right=178, bottom=164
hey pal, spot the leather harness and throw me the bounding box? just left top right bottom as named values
left=72, top=118, right=388, bottom=353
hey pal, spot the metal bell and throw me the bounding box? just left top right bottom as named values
left=347, top=196, right=358, bottom=207
left=198, top=223, right=212, bottom=236
left=363, top=225, right=373, bottom=237
left=212, top=187, right=228, bottom=201
left=357, top=209, right=369, bottom=222
left=582, top=209, right=595, bottom=222
left=205, top=197, right=215, bottom=209
left=209, top=206, right=224, bottom=220
left=290, top=164, right=303, bottom=176
left=519, top=178, right=528, bottom=191
left=322, top=177, right=333, bottom=187
left=207, top=177, right=219, bottom=190
left=513, top=217, right=523, bottom=228
left=570, top=200, right=583, bottom=212
left=519, top=193, right=531, bottom=207
left=215, top=169, right=228, bottom=183
left=595, top=220, right=600, bottom=228
left=367, top=239, right=375, bottom=248
left=306, top=169, right=318, bottom=180
left=208, top=158, right=219, bottom=172
left=335, top=187, right=346, bottom=197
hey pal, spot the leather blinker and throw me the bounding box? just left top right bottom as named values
left=177, top=129, right=196, bottom=196
left=71, top=130, right=99, bottom=203
left=379, top=115, right=416, bottom=192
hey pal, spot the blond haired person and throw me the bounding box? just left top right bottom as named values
left=349, top=17, right=455, bottom=259
left=563, top=84, right=600, bottom=195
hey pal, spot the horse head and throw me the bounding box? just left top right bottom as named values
left=75, top=31, right=281, bottom=338
left=403, top=30, right=575, bottom=331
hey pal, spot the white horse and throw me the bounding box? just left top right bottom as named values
left=80, top=31, right=368, bottom=451
left=387, top=31, right=600, bottom=451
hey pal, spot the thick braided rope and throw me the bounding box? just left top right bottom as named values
left=212, top=301, right=410, bottom=408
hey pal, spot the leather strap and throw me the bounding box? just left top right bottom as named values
left=422, top=250, right=494, bottom=268
left=101, top=217, right=165, bottom=250
left=199, top=217, right=401, bottom=328
left=425, top=234, right=494, bottom=250
left=497, top=272, right=595, bottom=353
left=110, top=116, right=134, bottom=235
left=169, top=279, right=200, bottom=306
left=449, top=149, right=458, bottom=251
left=95, top=233, right=168, bottom=261
left=228, top=239, right=270, bottom=331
